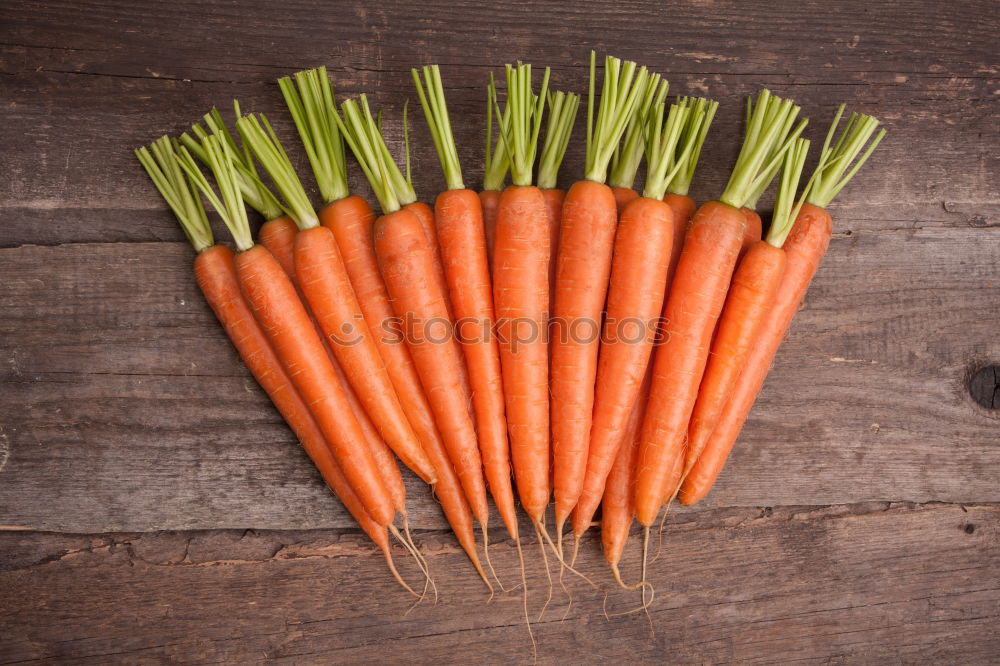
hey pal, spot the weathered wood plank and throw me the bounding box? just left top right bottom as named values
left=1, top=225, right=997, bottom=532
left=1, top=503, right=997, bottom=664
left=1, top=0, right=997, bottom=246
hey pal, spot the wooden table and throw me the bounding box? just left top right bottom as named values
left=2, top=0, right=998, bottom=662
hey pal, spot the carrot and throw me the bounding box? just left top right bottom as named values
left=481, top=88, right=512, bottom=270
left=681, top=106, right=886, bottom=505
left=136, top=136, right=419, bottom=591
left=635, top=90, right=807, bottom=528
left=550, top=53, right=650, bottom=533
left=412, top=65, right=519, bottom=543
left=335, top=95, right=491, bottom=534
left=491, top=62, right=553, bottom=524
left=240, top=77, right=437, bottom=484
left=319, top=106, right=488, bottom=585
left=254, top=212, right=410, bottom=521
left=676, top=138, right=809, bottom=504
left=607, top=72, right=668, bottom=214
left=177, top=130, right=396, bottom=529
left=602, top=369, right=651, bottom=584
left=572, top=98, right=714, bottom=538
left=537, top=89, right=582, bottom=315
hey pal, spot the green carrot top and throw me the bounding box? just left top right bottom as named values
left=806, top=104, right=886, bottom=209
left=719, top=90, right=807, bottom=210
left=278, top=66, right=350, bottom=205
left=641, top=99, right=702, bottom=201
left=536, top=89, right=581, bottom=190
left=236, top=112, right=320, bottom=230
left=412, top=64, right=464, bottom=191
left=334, top=94, right=416, bottom=214
left=493, top=62, right=550, bottom=187
left=666, top=96, right=719, bottom=197
left=609, top=72, right=667, bottom=189
left=178, top=132, right=255, bottom=252
left=482, top=81, right=511, bottom=192
left=765, top=137, right=810, bottom=248
left=584, top=52, right=650, bottom=183
left=136, top=136, right=213, bottom=253
left=179, top=103, right=283, bottom=221
left=742, top=94, right=808, bottom=211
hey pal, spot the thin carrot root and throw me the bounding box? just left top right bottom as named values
left=534, top=519, right=602, bottom=593
left=481, top=523, right=507, bottom=596
left=556, top=522, right=573, bottom=621
left=515, top=536, right=536, bottom=660
left=401, top=518, right=435, bottom=604
left=651, top=501, right=673, bottom=564
left=390, top=524, right=437, bottom=607
left=569, top=535, right=581, bottom=569
left=379, top=542, right=421, bottom=599
left=534, top=521, right=554, bottom=622
left=603, top=527, right=656, bottom=619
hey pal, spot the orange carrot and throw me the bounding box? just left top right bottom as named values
left=678, top=139, right=808, bottom=505
left=602, top=369, right=651, bottom=580
left=550, top=53, right=650, bottom=531
left=320, top=171, right=487, bottom=582
left=682, top=106, right=886, bottom=505
left=235, top=94, right=436, bottom=485
left=573, top=98, right=712, bottom=537
left=257, top=214, right=408, bottom=516
left=635, top=90, right=806, bottom=527
left=181, top=129, right=397, bottom=528
left=413, top=65, right=518, bottom=540
left=336, top=95, right=491, bottom=534
left=490, top=63, right=553, bottom=523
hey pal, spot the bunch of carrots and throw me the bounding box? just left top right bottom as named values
left=137, top=53, right=885, bottom=641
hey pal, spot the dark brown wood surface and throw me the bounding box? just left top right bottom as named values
left=1, top=0, right=998, bottom=662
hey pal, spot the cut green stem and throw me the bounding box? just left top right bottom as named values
left=412, top=64, right=464, bottom=191
left=609, top=73, right=667, bottom=189
left=179, top=105, right=283, bottom=221
left=135, top=136, right=213, bottom=253
left=494, top=62, right=550, bottom=187
left=177, top=134, right=254, bottom=252
left=584, top=52, right=650, bottom=183
left=334, top=94, right=415, bottom=214
left=806, top=104, right=887, bottom=209
left=236, top=113, right=319, bottom=229
left=666, top=96, right=719, bottom=197
left=720, top=90, right=805, bottom=209
left=766, top=137, right=810, bottom=247
left=483, top=75, right=512, bottom=191
left=278, top=66, right=350, bottom=205
left=641, top=100, right=700, bottom=201
left=537, top=89, right=581, bottom=190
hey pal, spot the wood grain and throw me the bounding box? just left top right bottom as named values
left=1, top=0, right=998, bottom=662
left=2, top=503, right=998, bottom=663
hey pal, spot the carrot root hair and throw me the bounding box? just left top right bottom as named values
left=534, top=519, right=603, bottom=594
left=481, top=523, right=504, bottom=598
left=515, top=535, right=536, bottom=659
left=379, top=540, right=421, bottom=599
left=390, top=524, right=437, bottom=606
left=534, top=521, right=554, bottom=622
